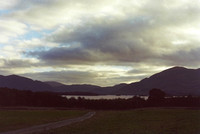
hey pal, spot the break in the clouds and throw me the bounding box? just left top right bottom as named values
left=0, top=0, right=200, bottom=86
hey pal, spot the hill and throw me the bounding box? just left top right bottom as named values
left=46, top=83, right=102, bottom=93
left=45, top=81, right=66, bottom=87
left=0, top=75, right=54, bottom=92
left=0, top=66, right=199, bottom=96
left=44, top=82, right=127, bottom=94
left=117, top=67, right=200, bottom=95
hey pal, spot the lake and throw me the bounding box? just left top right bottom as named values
left=62, top=95, right=149, bottom=100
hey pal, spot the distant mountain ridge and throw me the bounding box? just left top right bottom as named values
left=44, top=82, right=127, bottom=94
left=0, top=75, right=54, bottom=92
left=45, top=81, right=66, bottom=87
left=0, top=66, right=200, bottom=95
left=116, top=67, right=200, bottom=95
left=46, top=83, right=101, bottom=93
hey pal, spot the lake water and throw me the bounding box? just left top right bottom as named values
left=62, top=95, right=149, bottom=100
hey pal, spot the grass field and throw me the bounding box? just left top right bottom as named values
left=0, top=109, right=87, bottom=132
left=40, top=108, right=200, bottom=134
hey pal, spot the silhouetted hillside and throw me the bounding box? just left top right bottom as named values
left=95, top=83, right=128, bottom=94
left=45, top=81, right=66, bottom=87
left=0, top=66, right=200, bottom=96
left=46, top=83, right=102, bottom=93
left=0, top=75, right=54, bottom=92
left=45, top=82, right=127, bottom=94
left=117, top=67, right=200, bottom=95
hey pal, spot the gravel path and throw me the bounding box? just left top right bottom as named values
left=0, top=112, right=95, bottom=134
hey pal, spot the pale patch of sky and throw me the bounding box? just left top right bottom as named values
left=30, top=67, right=57, bottom=73
left=0, top=9, right=13, bottom=15
left=18, top=23, right=55, bottom=40
left=20, top=30, right=43, bottom=40
left=172, top=40, right=189, bottom=45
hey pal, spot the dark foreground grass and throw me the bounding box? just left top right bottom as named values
left=0, top=109, right=87, bottom=132
left=41, top=108, right=200, bottom=134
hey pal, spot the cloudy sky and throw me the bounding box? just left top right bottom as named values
left=0, top=0, right=199, bottom=86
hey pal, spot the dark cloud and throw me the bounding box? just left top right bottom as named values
left=27, top=14, right=200, bottom=68
left=7, top=0, right=200, bottom=69
left=162, top=47, right=200, bottom=66
left=27, top=17, right=157, bottom=65
left=28, top=46, right=97, bottom=64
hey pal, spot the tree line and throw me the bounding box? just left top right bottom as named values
left=0, top=87, right=200, bottom=109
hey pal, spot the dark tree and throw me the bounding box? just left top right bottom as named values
left=149, top=88, right=166, bottom=99
left=147, top=88, right=166, bottom=106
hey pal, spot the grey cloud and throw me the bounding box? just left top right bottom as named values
left=27, top=10, right=200, bottom=67
left=140, top=0, right=200, bottom=26
left=13, top=0, right=54, bottom=9
left=5, top=0, right=200, bottom=82
left=27, top=46, right=105, bottom=65
left=162, top=47, right=200, bottom=66
left=0, top=69, right=11, bottom=75
left=0, top=58, right=42, bottom=68
left=28, top=16, right=157, bottom=64
left=25, top=0, right=200, bottom=67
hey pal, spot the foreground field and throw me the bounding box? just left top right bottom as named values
left=0, top=109, right=87, bottom=133
left=41, top=108, right=200, bottom=134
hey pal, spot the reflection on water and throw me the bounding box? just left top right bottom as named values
left=62, top=95, right=149, bottom=100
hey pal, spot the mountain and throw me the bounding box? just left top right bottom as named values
left=0, top=66, right=199, bottom=96
left=45, top=81, right=66, bottom=87
left=46, top=83, right=102, bottom=93
left=44, top=82, right=127, bottom=94
left=0, top=75, right=103, bottom=93
left=95, top=83, right=128, bottom=94
left=116, top=67, right=200, bottom=95
left=0, top=75, right=54, bottom=92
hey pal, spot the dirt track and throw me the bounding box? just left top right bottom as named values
left=0, top=112, right=95, bottom=134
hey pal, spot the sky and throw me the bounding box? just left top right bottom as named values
left=0, top=0, right=200, bottom=86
